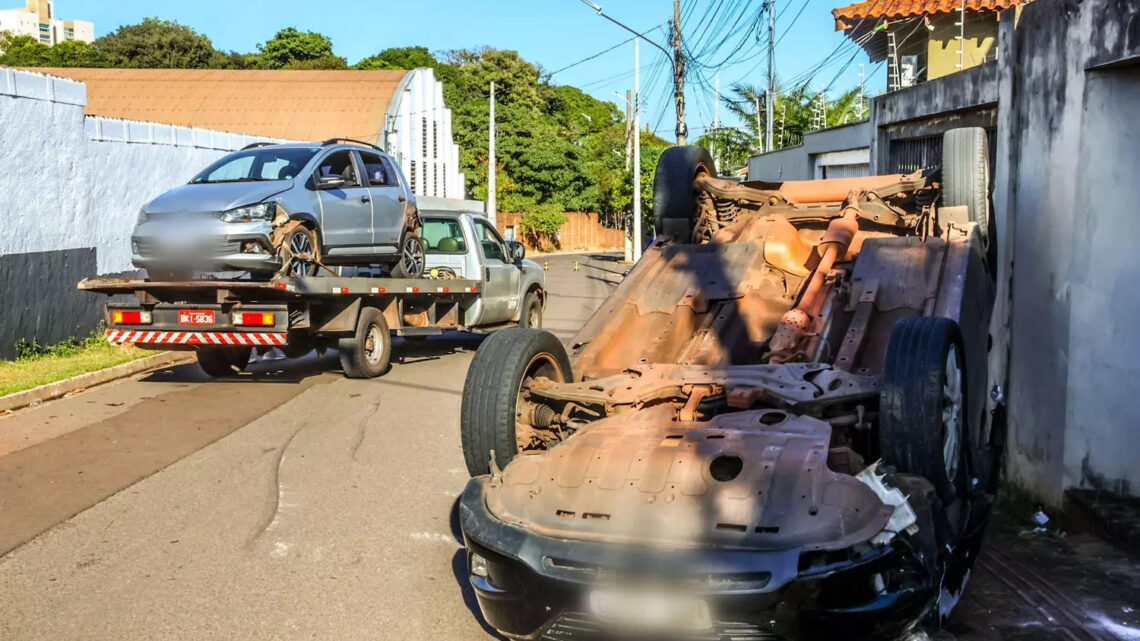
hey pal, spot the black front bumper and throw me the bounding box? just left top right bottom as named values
left=459, top=478, right=935, bottom=641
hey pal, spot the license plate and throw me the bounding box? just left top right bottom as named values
left=588, top=589, right=711, bottom=631
left=179, top=310, right=216, bottom=326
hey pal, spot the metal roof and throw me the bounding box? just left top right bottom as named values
left=31, top=68, right=411, bottom=143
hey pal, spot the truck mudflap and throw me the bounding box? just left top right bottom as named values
left=105, top=329, right=287, bottom=347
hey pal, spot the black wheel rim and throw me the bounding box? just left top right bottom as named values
left=401, top=237, right=424, bottom=277
left=289, top=232, right=314, bottom=277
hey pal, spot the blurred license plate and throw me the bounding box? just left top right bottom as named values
left=588, top=589, right=711, bottom=630
left=179, top=310, right=215, bottom=326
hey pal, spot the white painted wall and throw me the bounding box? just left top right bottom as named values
left=0, top=68, right=283, bottom=274
left=387, top=68, right=465, bottom=199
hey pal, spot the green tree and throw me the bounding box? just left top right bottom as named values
left=0, top=33, right=52, bottom=66
left=257, top=28, right=336, bottom=69
left=695, top=127, right=756, bottom=174
left=95, top=18, right=217, bottom=68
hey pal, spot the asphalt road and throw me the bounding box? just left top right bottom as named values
left=0, top=253, right=620, bottom=641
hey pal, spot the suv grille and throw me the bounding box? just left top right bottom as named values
left=135, top=238, right=240, bottom=258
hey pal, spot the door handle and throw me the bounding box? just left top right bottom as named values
left=361, top=195, right=371, bottom=203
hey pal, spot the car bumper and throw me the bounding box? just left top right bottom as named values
left=131, top=220, right=280, bottom=273
left=459, top=478, right=934, bottom=641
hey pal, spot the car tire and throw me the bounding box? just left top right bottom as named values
left=942, top=127, right=993, bottom=249
left=391, top=232, right=426, bottom=279
left=461, top=328, right=572, bottom=477
left=653, top=145, right=716, bottom=242
left=880, top=316, right=969, bottom=503
left=197, top=347, right=251, bottom=378
left=284, top=226, right=320, bottom=277
left=339, top=306, right=391, bottom=379
left=519, top=290, right=543, bottom=328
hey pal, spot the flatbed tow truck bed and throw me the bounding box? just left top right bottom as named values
left=78, top=274, right=487, bottom=378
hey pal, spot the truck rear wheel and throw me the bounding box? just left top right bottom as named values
left=339, top=306, right=391, bottom=378
left=197, top=347, right=251, bottom=378
left=880, top=316, right=969, bottom=503
left=461, top=328, right=572, bottom=477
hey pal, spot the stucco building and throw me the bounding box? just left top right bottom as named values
left=36, top=67, right=465, bottom=199
left=0, top=1, right=93, bottom=45
left=833, top=0, right=1031, bottom=90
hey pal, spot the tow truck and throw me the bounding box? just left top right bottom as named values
left=79, top=210, right=546, bottom=379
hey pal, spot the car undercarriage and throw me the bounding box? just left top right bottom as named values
left=459, top=128, right=1002, bottom=640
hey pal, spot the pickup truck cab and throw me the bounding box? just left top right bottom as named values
left=421, top=210, right=546, bottom=328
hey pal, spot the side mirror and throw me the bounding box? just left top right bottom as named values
left=507, top=240, right=526, bottom=263
left=316, top=174, right=346, bottom=190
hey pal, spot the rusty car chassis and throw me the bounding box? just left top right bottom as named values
left=459, top=130, right=1001, bottom=641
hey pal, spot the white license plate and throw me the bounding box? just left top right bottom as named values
left=588, top=589, right=711, bottom=631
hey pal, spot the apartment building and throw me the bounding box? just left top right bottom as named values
left=0, top=1, right=93, bottom=45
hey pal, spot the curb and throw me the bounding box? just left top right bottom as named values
left=0, top=352, right=196, bottom=414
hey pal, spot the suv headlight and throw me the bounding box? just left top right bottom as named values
left=221, top=203, right=275, bottom=223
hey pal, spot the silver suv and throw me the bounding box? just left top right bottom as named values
left=132, top=140, right=425, bottom=279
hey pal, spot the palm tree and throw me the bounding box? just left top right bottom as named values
left=721, top=81, right=868, bottom=152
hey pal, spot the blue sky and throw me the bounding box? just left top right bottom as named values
left=65, top=0, right=883, bottom=141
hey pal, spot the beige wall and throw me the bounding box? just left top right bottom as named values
left=927, top=13, right=998, bottom=80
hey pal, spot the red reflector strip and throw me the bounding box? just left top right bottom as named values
left=334, top=287, right=349, bottom=294
left=405, top=286, right=420, bottom=293
left=273, top=282, right=296, bottom=292
left=106, top=330, right=286, bottom=347
left=370, top=287, right=387, bottom=294
left=440, top=287, right=450, bottom=293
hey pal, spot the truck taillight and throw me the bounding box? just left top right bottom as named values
left=233, top=312, right=275, bottom=327
left=111, top=310, right=152, bottom=325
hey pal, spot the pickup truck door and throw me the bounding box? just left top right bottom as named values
left=474, top=218, right=520, bottom=324
left=316, top=150, right=373, bottom=251
left=360, top=151, right=406, bottom=248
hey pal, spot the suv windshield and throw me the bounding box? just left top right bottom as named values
left=191, top=147, right=320, bottom=184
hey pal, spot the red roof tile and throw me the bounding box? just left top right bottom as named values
left=834, top=0, right=1027, bottom=28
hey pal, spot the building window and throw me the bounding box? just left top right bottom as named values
left=65, top=27, right=73, bottom=36
left=409, top=160, right=417, bottom=193
left=39, top=24, right=49, bottom=32
left=421, top=118, right=428, bottom=158
left=432, top=122, right=439, bottom=160
left=39, top=35, right=50, bottom=43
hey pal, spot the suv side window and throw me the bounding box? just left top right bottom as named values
left=315, top=150, right=361, bottom=187
left=360, top=151, right=396, bottom=187
left=476, top=220, right=507, bottom=262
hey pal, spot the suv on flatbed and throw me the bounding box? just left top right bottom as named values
left=132, top=139, right=426, bottom=280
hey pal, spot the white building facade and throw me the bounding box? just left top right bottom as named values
left=0, top=1, right=93, bottom=45
left=384, top=68, right=465, bottom=200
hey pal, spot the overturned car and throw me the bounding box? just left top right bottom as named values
left=458, top=128, right=1002, bottom=640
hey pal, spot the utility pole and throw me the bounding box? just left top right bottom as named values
left=633, top=37, right=643, bottom=263
left=624, top=90, right=633, bottom=171
left=488, top=81, right=496, bottom=226
left=713, top=73, right=720, bottom=171
left=671, top=0, right=688, bottom=145
left=957, top=0, right=966, bottom=70
left=765, top=0, right=776, bottom=152
left=857, top=63, right=866, bottom=120
left=755, top=95, right=764, bottom=153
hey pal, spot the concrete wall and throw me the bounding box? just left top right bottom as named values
left=0, top=68, right=281, bottom=358
left=992, top=0, right=1140, bottom=504
left=870, top=62, right=998, bottom=173
left=748, top=120, right=871, bottom=182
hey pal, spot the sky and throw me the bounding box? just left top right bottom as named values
left=62, top=0, right=884, bottom=141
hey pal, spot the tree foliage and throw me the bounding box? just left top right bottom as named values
left=0, top=32, right=109, bottom=67
left=96, top=18, right=217, bottom=69
left=257, top=28, right=341, bottom=69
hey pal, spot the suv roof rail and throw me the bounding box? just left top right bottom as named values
left=241, top=142, right=277, bottom=150
left=322, top=138, right=383, bottom=151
